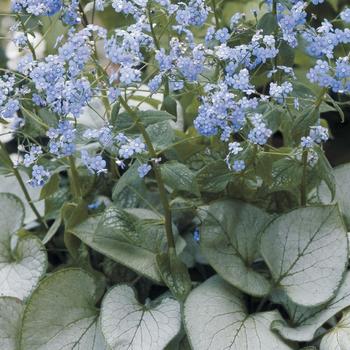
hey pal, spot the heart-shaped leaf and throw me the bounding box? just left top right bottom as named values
left=0, top=172, right=45, bottom=224
left=260, top=205, right=348, bottom=307
left=101, top=284, right=181, bottom=350
left=272, top=272, right=350, bottom=342
left=184, top=275, right=294, bottom=350
left=0, top=297, right=23, bottom=350
left=320, top=308, right=350, bottom=350
left=0, top=193, right=47, bottom=300
left=200, top=200, right=272, bottom=296
left=20, top=268, right=108, bottom=350
left=70, top=207, right=182, bottom=283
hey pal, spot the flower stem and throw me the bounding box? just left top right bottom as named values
left=0, top=142, right=47, bottom=228
left=119, top=97, right=176, bottom=251
left=68, top=156, right=82, bottom=200
left=300, top=149, right=308, bottom=206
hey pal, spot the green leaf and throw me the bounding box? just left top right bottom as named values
left=184, top=275, right=294, bottom=350
left=257, top=13, right=278, bottom=34
left=42, top=216, right=62, bottom=245
left=292, top=107, right=320, bottom=142
left=39, top=173, right=60, bottom=200
left=160, top=161, right=199, bottom=196
left=261, top=205, right=348, bottom=307
left=101, top=284, right=181, bottom=350
left=116, top=110, right=176, bottom=131
left=0, top=172, right=45, bottom=224
left=20, top=268, right=108, bottom=350
left=156, top=248, right=192, bottom=301
left=70, top=207, right=179, bottom=283
left=272, top=272, right=350, bottom=342
left=112, top=162, right=157, bottom=208
left=162, top=96, right=177, bottom=117
left=146, top=121, right=175, bottom=150
left=200, top=200, right=272, bottom=296
left=0, top=193, right=47, bottom=300
left=320, top=309, right=350, bottom=350
left=0, top=297, right=23, bottom=350
left=270, top=157, right=302, bottom=193
left=196, top=160, right=233, bottom=193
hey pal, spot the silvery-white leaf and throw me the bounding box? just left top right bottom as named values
left=320, top=308, right=350, bottom=350
left=0, top=297, right=23, bottom=350
left=200, top=200, right=271, bottom=296
left=184, top=275, right=294, bottom=350
left=20, top=268, right=108, bottom=350
left=101, top=284, right=181, bottom=350
left=272, top=272, right=350, bottom=342
left=0, top=193, right=47, bottom=300
left=261, top=205, right=348, bottom=307
left=0, top=173, right=44, bottom=225
left=329, top=163, right=350, bottom=228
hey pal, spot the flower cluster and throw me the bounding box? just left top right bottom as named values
left=47, top=121, right=76, bottom=157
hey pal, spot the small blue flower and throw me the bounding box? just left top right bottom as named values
left=137, top=163, right=152, bottom=178
left=193, top=227, right=200, bottom=242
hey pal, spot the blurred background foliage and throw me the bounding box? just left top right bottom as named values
left=0, top=0, right=349, bottom=165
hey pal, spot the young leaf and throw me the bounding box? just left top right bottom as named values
left=257, top=13, right=278, bottom=34
left=112, top=161, right=158, bottom=208
left=200, top=200, right=272, bottom=296
left=39, top=173, right=60, bottom=200
left=156, top=248, right=192, bottom=301
left=160, top=161, right=199, bottom=196
left=272, top=272, right=350, bottom=342
left=261, top=205, right=348, bottom=307
left=0, top=297, right=23, bottom=350
left=20, top=268, right=108, bottom=350
left=184, top=275, right=294, bottom=350
left=196, top=160, right=233, bottom=193
left=0, top=193, right=47, bottom=300
left=116, top=110, right=176, bottom=131
left=146, top=121, right=175, bottom=149
left=320, top=308, right=350, bottom=350
left=101, top=284, right=181, bottom=350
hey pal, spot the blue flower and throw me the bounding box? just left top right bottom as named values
left=137, top=163, right=152, bottom=178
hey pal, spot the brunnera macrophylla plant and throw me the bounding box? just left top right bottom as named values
left=0, top=0, right=350, bottom=348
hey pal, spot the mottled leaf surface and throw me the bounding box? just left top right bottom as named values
left=70, top=207, right=174, bottom=283
left=200, top=200, right=271, bottom=296
left=0, top=297, right=23, bottom=350
left=20, top=268, right=107, bottom=350
left=261, top=205, right=348, bottom=306
left=0, top=193, right=47, bottom=300
left=184, top=275, right=293, bottom=350
left=101, top=284, right=181, bottom=350
left=272, top=272, right=350, bottom=342
left=0, top=172, right=44, bottom=224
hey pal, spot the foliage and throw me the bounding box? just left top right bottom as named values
left=0, top=0, right=349, bottom=349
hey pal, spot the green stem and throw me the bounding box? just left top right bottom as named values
left=119, top=97, right=176, bottom=250
left=300, top=149, right=308, bottom=206
left=0, top=142, right=47, bottom=228
left=68, top=156, right=82, bottom=199
left=211, top=0, right=220, bottom=29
